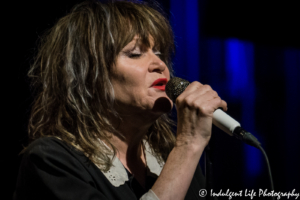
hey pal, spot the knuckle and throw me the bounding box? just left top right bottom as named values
left=176, top=95, right=194, bottom=107
left=184, top=96, right=195, bottom=107
left=175, top=96, right=184, bottom=106
left=179, top=95, right=200, bottom=109
left=176, top=95, right=183, bottom=103
left=213, top=90, right=218, bottom=96
left=193, top=100, right=207, bottom=112
left=190, top=81, right=202, bottom=88
left=191, top=81, right=201, bottom=85
left=203, top=84, right=212, bottom=90
left=209, top=90, right=218, bottom=97
left=198, top=105, right=211, bottom=116
left=216, top=98, right=222, bottom=105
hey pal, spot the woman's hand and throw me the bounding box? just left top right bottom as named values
left=152, top=82, right=227, bottom=200
left=175, top=81, right=227, bottom=150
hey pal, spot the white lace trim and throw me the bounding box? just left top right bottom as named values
left=99, top=140, right=164, bottom=187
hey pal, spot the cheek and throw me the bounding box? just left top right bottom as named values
left=164, top=67, right=171, bottom=80
left=113, top=62, right=146, bottom=87
left=111, top=73, right=147, bottom=105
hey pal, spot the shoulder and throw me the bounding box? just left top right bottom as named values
left=15, top=137, right=101, bottom=196
left=20, top=137, right=90, bottom=173
left=23, top=136, right=85, bottom=159
left=14, top=137, right=119, bottom=200
left=24, top=136, right=72, bottom=154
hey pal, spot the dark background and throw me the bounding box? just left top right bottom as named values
left=9, top=0, right=300, bottom=199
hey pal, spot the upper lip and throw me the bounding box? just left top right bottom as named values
left=151, top=78, right=168, bottom=87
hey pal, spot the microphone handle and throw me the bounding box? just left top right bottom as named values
left=212, top=109, right=240, bottom=136
left=213, top=109, right=261, bottom=148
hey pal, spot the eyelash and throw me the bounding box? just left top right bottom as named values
left=128, top=53, right=142, bottom=59
left=155, top=52, right=162, bottom=58
left=127, top=52, right=162, bottom=59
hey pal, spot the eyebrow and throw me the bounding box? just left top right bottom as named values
left=122, top=37, right=159, bottom=53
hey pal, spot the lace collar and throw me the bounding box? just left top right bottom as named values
left=99, top=140, right=165, bottom=187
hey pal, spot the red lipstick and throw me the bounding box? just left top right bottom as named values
left=151, top=78, right=168, bottom=91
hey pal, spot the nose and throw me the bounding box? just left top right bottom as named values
left=148, top=53, right=167, bottom=73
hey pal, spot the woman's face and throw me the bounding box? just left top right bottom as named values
left=110, top=36, right=173, bottom=119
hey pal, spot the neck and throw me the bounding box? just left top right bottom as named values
left=107, top=113, right=154, bottom=161
left=105, top=112, right=158, bottom=187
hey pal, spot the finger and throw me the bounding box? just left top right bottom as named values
left=176, top=82, right=212, bottom=103
left=194, top=94, right=227, bottom=115
left=209, top=98, right=228, bottom=112
left=177, top=81, right=203, bottom=99
left=219, top=99, right=228, bottom=112
left=184, top=89, right=219, bottom=107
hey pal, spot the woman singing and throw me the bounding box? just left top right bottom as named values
left=14, top=0, right=227, bottom=199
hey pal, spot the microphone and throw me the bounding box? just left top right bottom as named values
left=165, top=77, right=261, bottom=148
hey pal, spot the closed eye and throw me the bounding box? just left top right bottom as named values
left=128, top=53, right=142, bottom=59
left=154, top=51, right=162, bottom=58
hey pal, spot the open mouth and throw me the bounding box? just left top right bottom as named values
left=151, top=78, right=167, bottom=91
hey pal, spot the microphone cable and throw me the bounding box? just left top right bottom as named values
left=232, top=127, right=275, bottom=200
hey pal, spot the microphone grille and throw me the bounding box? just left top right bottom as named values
left=165, top=77, right=190, bottom=102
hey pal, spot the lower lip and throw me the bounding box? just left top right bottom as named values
left=152, top=85, right=165, bottom=91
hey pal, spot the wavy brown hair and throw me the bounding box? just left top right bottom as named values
left=28, top=0, right=176, bottom=171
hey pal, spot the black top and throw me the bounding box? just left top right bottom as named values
left=13, top=137, right=207, bottom=200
